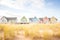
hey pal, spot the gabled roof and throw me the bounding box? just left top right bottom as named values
left=6, top=17, right=17, bottom=20
left=1, top=16, right=17, bottom=20
left=29, top=18, right=38, bottom=20
left=39, top=18, right=51, bottom=21
left=51, top=16, right=57, bottom=20
left=29, top=18, right=33, bottom=21
left=39, top=18, right=43, bottom=21
left=21, top=16, right=27, bottom=21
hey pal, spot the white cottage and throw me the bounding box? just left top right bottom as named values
left=0, top=16, right=17, bottom=23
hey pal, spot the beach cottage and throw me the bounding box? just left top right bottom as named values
left=29, top=17, right=39, bottom=23
left=43, top=17, right=50, bottom=24
left=39, top=18, right=43, bottom=23
left=0, top=16, right=17, bottom=23
left=50, top=16, right=57, bottom=23
left=20, top=16, right=28, bottom=24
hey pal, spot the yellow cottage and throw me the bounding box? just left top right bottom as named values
left=50, top=16, right=57, bottom=23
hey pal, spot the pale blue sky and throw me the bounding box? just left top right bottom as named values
left=0, top=0, right=60, bottom=21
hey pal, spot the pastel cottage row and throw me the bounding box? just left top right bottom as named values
left=0, top=16, right=58, bottom=24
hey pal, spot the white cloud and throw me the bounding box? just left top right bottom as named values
left=0, top=0, right=54, bottom=12
left=0, top=0, right=20, bottom=9
left=0, top=0, right=60, bottom=19
left=0, top=10, right=17, bottom=17
left=0, top=10, right=9, bottom=16
left=17, top=0, right=45, bottom=9
left=0, top=10, right=35, bottom=18
left=0, top=0, right=45, bottom=9
left=31, top=0, right=45, bottom=9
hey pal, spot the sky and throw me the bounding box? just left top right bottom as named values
left=0, top=0, right=60, bottom=21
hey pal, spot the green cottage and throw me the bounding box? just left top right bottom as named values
left=21, top=16, right=27, bottom=24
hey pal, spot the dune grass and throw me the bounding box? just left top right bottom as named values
left=0, top=23, right=60, bottom=40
